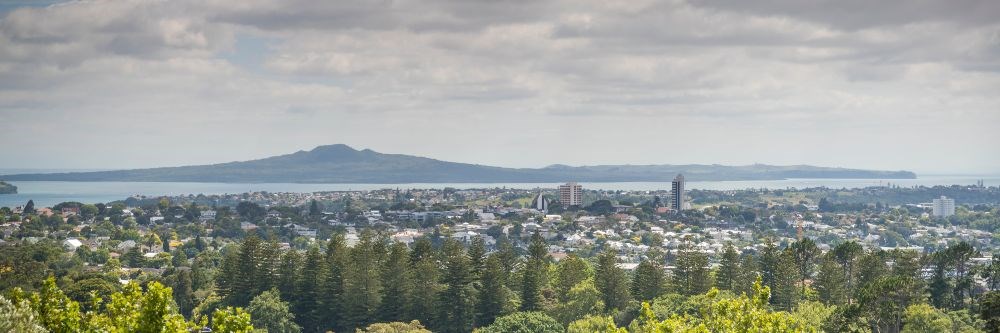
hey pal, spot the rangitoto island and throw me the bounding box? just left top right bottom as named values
left=0, top=144, right=916, bottom=183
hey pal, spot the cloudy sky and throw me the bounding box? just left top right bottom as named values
left=1, top=0, right=998, bottom=175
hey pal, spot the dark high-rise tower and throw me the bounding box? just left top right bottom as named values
left=671, top=174, right=685, bottom=211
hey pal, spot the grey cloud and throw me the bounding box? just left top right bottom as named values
left=689, top=0, right=1000, bottom=30
left=0, top=0, right=998, bottom=173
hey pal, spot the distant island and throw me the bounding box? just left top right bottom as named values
left=0, top=144, right=916, bottom=183
left=0, top=181, right=16, bottom=194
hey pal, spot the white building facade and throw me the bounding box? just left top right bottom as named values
left=932, top=196, right=955, bottom=217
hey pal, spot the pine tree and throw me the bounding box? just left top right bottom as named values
left=468, top=237, right=487, bottom=279
left=408, top=245, right=441, bottom=327
left=833, top=241, right=862, bottom=305
left=790, top=238, right=820, bottom=295
left=437, top=239, right=476, bottom=333
left=770, top=249, right=799, bottom=310
left=757, top=242, right=780, bottom=291
left=715, top=243, right=740, bottom=291
left=343, top=231, right=387, bottom=329
left=294, top=246, right=324, bottom=332
left=173, top=269, right=195, bottom=317
left=737, top=253, right=759, bottom=296
left=555, top=254, right=591, bottom=301
left=594, top=248, right=631, bottom=310
left=256, top=239, right=281, bottom=293
left=216, top=250, right=240, bottom=303
left=476, top=254, right=508, bottom=327
left=277, top=249, right=301, bottom=302
left=323, top=234, right=350, bottom=332
left=521, top=232, right=548, bottom=311
left=815, top=253, right=846, bottom=305
left=673, top=243, right=710, bottom=296
left=378, top=242, right=411, bottom=323
left=631, top=258, right=665, bottom=301
left=309, top=200, right=321, bottom=216
left=227, top=235, right=263, bottom=306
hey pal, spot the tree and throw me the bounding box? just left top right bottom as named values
left=276, top=248, right=301, bottom=302
left=408, top=243, right=441, bottom=327
left=247, top=289, right=301, bottom=333
left=790, top=238, right=820, bottom=295
left=309, top=200, right=321, bottom=216
left=236, top=202, right=265, bottom=220
left=343, top=231, right=387, bottom=328
left=833, top=241, right=863, bottom=305
left=31, top=277, right=83, bottom=333
left=219, top=236, right=263, bottom=306
left=595, top=248, right=631, bottom=310
left=477, top=254, right=508, bottom=327
left=378, top=242, right=411, bottom=323
left=603, top=277, right=817, bottom=332
left=0, top=295, right=46, bottom=333
left=980, top=291, right=1000, bottom=333
left=323, top=234, right=349, bottom=332
left=174, top=269, right=195, bottom=317
left=947, top=242, right=976, bottom=310
left=437, top=239, right=476, bottom=333
left=555, top=254, right=591, bottom=301
left=23, top=199, right=35, bottom=215
left=901, top=303, right=951, bottom=333
left=815, top=253, right=847, bottom=305
left=737, top=253, right=759, bottom=296
left=771, top=249, right=800, bottom=310
left=294, top=247, right=324, bottom=332
left=715, top=243, right=740, bottom=291
left=673, top=243, right=711, bottom=296
left=477, top=311, right=563, bottom=333
left=631, top=257, right=665, bottom=301
left=520, top=232, right=548, bottom=311
left=567, top=315, right=617, bottom=333
left=356, top=320, right=431, bottom=333
left=212, top=307, right=253, bottom=333
left=547, top=279, right=604, bottom=326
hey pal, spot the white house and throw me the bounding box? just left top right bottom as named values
left=63, top=238, right=83, bottom=251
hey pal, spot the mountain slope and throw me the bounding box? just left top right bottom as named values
left=0, top=144, right=916, bottom=183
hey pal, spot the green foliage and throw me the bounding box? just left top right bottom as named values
left=247, top=289, right=301, bottom=333
left=567, top=315, right=618, bottom=333
left=673, top=243, right=711, bottom=296
left=715, top=243, right=740, bottom=291
left=980, top=291, right=1000, bottom=333
left=0, top=294, right=46, bottom=333
left=477, top=311, right=563, bottom=333
left=547, top=278, right=604, bottom=326
left=554, top=254, right=591, bottom=301
left=212, top=306, right=254, bottom=333
left=595, top=248, right=632, bottom=310
left=476, top=254, right=508, bottom=327
left=520, top=232, right=549, bottom=311
left=356, top=320, right=432, bottom=333
left=901, top=303, right=952, bottom=333
left=437, top=239, right=477, bottom=333
left=791, top=301, right=836, bottom=330
left=631, top=257, right=665, bottom=301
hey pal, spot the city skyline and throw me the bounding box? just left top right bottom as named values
left=0, top=0, right=998, bottom=174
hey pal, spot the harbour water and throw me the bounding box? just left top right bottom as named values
left=1, top=176, right=997, bottom=207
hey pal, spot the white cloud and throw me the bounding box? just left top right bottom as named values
left=0, top=0, right=997, bottom=174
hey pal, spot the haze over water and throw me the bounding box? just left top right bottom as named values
left=2, top=176, right=997, bottom=208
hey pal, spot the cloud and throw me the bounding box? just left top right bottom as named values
left=0, top=0, right=997, bottom=174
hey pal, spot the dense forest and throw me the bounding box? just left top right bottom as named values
left=3, top=230, right=999, bottom=332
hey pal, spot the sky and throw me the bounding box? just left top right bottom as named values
left=0, top=0, right=998, bottom=175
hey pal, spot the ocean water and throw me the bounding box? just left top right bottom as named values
left=1, top=176, right=997, bottom=208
